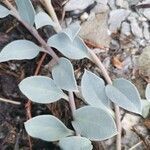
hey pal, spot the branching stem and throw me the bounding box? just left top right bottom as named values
left=4, top=1, right=121, bottom=149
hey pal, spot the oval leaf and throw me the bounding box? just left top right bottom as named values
left=0, top=40, right=40, bottom=63
left=59, top=136, right=93, bottom=150
left=0, top=5, right=10, bottom=18
left=48, top=33, right=90, bottom=60
left=72, top=106, right=117, bottom=141
left=62, top=22, right=81, bottom=41
left=35, top=11, right=55, bottom=29
left=25, top=115, right=74, bottom=141
left=19, top=76, right=67, bottom=103
left=81, top=70, right=110, bottom=108
left=52, top=57, right=78, bottom=91
left=105, top=78, right=142, bottom=114
left=16, top=0, right=35, bottom=26
left=146, top=84, right=150, bottom=101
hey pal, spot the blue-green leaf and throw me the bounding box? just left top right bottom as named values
left=16, top=0, right=35, bottom=26
left=19, top=76, right=68, bottom=103
left=81, top=70, right=110, bottom=108
left=0, top=5, right=10, bottom=18
left=35, top=11, right=55, bottom=29
left=141, top=100, right=150, bottom=118
left=59, top=136, right=93, bottom=150
left=62, top=22, right=81, bottom=41
left=72, top=106, right=117, bottom=141
left=105, top=78, right=142, bottom=114
left=0, top=40, right=40, bottom=62
left=48, top=33, right=90, bottom=60
left=52, top=57, right=78, bottom=91
left=146, top=84, right=150, bottom=101
left=25, top=115, right=74, bottom=141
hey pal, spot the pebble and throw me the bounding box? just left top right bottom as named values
left=108, top=9, right=131, bottom=33
left=138, top=46, right=150, bottom=80
left=143, top=22, right=150, bottom=41
left=79, top=12, right=111, bottom=48
left=64, top=0, right=94, bottom=11
left=128, top=17, right=143, bottom=38
left=121, top=21, right=131, bottom=36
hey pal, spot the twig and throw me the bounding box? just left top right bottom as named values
left=0, top=97, right=21, bottom=105
left=128, top=141, right=143, bottom=150
left=89, top=51, right=122, bottom=150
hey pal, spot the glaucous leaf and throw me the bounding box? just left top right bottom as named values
left=48, top=33, right=90, bottom=60
left=52, top=57, right=78, bottom=91
left=19, top=76, right=68, bottom=103
left=62, top=22, right=81, bottom=41
left=72, top=106, right=117, bottom=141
left=81, top=70, right=110, bottom=108
left=105, top=78, right=142, bottom=114
left=141, top=100, right=150, bottom=118
left=25, top=115, right=74, bottom=141
left=0, top=40, right=40, bottom=63
left=16, top=0, right=35, bottom=26
left=146, top=84, right=150, bottom=101
left=59, top=136, right=93, bottom=150
left=0, top=5, right=10, bottom=18
left=35, top=11, right=55, bottom=29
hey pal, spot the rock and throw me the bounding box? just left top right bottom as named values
left=64, top=0, right=94, bottom=11
left=122, top=113, right=141, bottom=130
left=91, top=3, right=109, bottom=14
left=108, top=0, right=117, bottom=9
left=128, top=17, right=143, bottom=38
left=108, top=9, right=131, bottom=33
left=138, top=46, right=150, bottom=80
left=143, top=22, right=150, bottom=41
left=121, top=22, right=131, bottom=36
left=79, top=12, right=111, bottom=48
left=143, top=9, right=150, bottom=20
left=116, top=0, right=124, bottom=7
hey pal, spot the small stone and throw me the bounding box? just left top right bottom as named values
left=143, top=22, right=150, bottom=41
left=143, top=9, right=150, bottom=20
left=108, top=0, right=117, bottom=9
left=108, top=9, right=131, bottom=33
left=64, top=0, right=94, bottom=11
left=91, top=3, right=109, bottom=14
left=79, top=12, right=111, bottom=48
left=122, top=113, right=141, bottom=130
left=138, top=46, right=150, bottom=80
left=128, top=17, right=143, bottom=38
left=80, top=12, right=89, bottom=21
left=121, top=22, right=131, bottom=36
left=116, top=0, right=124, bottom=7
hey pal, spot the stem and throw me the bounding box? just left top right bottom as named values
left=4, top=0, right=59, bottom=62
left=4, top=0, right=78, bottom=135
left=40, top=0, right=62, bottom=32
left=89, top=51, right=122, bottom=150
left=40, top=1, right=78, bottom=128
left=68, top=91, right=76, bottom=118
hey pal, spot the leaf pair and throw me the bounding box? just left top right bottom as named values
left=19, top=57, right=77, bottom=103
left=47, top=23, right=90, bottom=60
left=81, top=70, right=142, bottom=114
left=25, top=106, right=117, bottom=142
